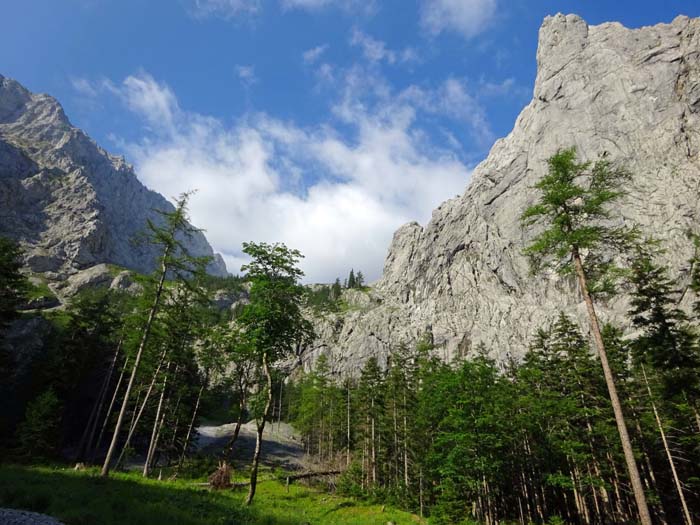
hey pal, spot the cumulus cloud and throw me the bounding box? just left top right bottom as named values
left=90, top=72, right=474, bottom=282
left=420, top=0, right=497, bottom=39
left=120, top=74, right=180, bottom=132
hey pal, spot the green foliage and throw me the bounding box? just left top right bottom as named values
left=289, top=276, right=700, bottom=525
left=306, top=284, right=340, bottom=313
left=15, top=389, right=63, bottom=459
left=0, top=236, right=28, bottom=331
left=345, top=269, right=365, bottom=289
left=238, top=242, right=314, bottom=365
left=24, top=279, right=55, bottom=302
left=629, top=244, right=700, bottom=399
left=690, top=233, right=700, bottom=316
left=521, top=147, right=637, bottom=294
left=199, top=273, right=246, bottom=293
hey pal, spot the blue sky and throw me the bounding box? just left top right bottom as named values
left=2, top=0, right=699, bottom=281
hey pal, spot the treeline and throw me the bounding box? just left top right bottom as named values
left=0, top=194, right=312, bottom=505
left=306, top=269, right=367, bottom=313
left=289, top=254, right=700, bottom=524
left=0, top=196, right=228, bottom=476
left=288, top=149, right=700, bottom=525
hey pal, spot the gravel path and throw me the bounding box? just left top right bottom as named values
left=0, top=509, right=64, bottom=525
left=196, top=421, right=307, bottom=470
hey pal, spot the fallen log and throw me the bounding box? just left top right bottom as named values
left=283, top=470, right=343, bottom=492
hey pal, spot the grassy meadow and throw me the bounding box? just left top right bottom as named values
left=0, top=464, right=422, bottom=525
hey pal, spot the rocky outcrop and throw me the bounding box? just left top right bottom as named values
left=0, top=75, right=227, bottom=278
left=307, top=14, right=700, bottom=375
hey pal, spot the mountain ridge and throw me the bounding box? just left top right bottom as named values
left=304, top=13, right=700, bottom=374
left=0, top=73, right=228, bottom=278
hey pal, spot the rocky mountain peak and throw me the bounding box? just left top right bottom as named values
left=307, top=14, right=700, bottom=375
left=0, top=74, right=228, bottom=280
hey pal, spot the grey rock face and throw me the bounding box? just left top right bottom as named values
left=55, top=263, right=114, bottom=298
left=0, top=75, right=228, bottom=278
left=307, top=14, right=700, bottom=375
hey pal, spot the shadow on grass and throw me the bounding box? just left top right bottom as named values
left=321, top=500, right=355, bottom=517
left=0, top=465, right=298, bottom=525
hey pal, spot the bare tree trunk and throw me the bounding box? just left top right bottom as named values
left=143, top=363, right=170, bottom=477
left=178, top=381, right=205, bottom=471
left=572, top=249, right=652, bottom=525
left=370, top=396, right=376, bottom=485
left=75, top=340, right=122, bottom=464
left=403, top=390, right=409, bottom=488
left=392, top=396, right=398, bottom=486
left=346, top=382, right=351, bottom=467
left=246, top=352, right=274, bottom=505
left=101, top=252, right=169, bottom=477
left=91, top=356, right=130, bottom=463
left=642, top=365, right=692, bottom=525
left=115, top=348, right=167, bottom=469
left=419, top=468, right=424, bottom=518
left=85, top=341, right=122, bottom=462
left=224, top=402, right=245, bottom=460
left=277, top=381, right=283, bottom=432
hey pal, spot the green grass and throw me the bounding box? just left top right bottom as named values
left=25, top=279, right=56, bottom=301
left=105, top=264, right=126, bottom=277
left=0, top=465, right=422, bottom=525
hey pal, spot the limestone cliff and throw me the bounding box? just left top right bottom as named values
left=0, top=74, right=227, bottom=280
left=305, top=14, right=700, bottom=375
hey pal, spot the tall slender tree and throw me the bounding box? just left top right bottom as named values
left=236, top=242, right=314, bottom=505
left=101, top=192, right=209, bottom=477
left=521, top=147, right=651, bottom=525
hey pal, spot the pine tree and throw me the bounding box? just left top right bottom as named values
left=521, top=147, right=651, bottom=524
left=348, top=269, right=356, bottom=289
left=331, top=278, right=342, bottom=301
left=629, top=245, right=700, bottom=398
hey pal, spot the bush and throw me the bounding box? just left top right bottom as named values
left=336, top=461, right=364, bottom=498
left=15, top=389, right=63, bottom=460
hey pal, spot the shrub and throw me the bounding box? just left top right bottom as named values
left=15, top=389, right=63, bottom=460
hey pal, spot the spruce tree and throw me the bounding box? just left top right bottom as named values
left=629, top=245, right=700, bottom=398
left=348, top=269, right=356, bottom=289
left=521, top=147, right=651, bottom=524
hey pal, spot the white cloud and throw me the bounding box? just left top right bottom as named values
left=399, top=77, right=494, bottom=147
left=235, top=65, right=259, bottom=87
left=121, top=73, right=180, bottom=132
left=100, top=72, right=473, bottom=282
left=190, top=0, right=261, bottom=18
left=420, top=0, right=497, bottom=39
left=349, top=29, right=420, bottom=66
left=281, top=0, right=375, bottom=13
left=71, top=77, right=98, bottom=98
left=302, top=44, right=328, bottom=65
